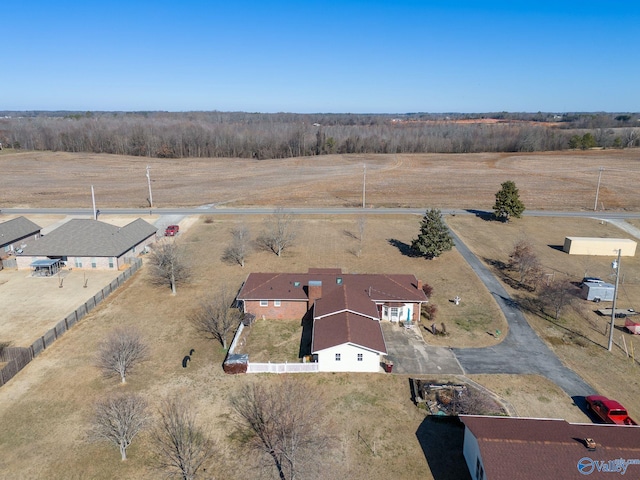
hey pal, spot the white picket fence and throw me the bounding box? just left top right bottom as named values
left=247, top=362, right=319, bottom=374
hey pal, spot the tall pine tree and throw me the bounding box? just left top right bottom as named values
left=411, top=209, right=454, bottom=259
left=493, top=180, right=525, bottom=222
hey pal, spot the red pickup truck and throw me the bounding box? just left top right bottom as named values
left=164, top=225, right=180, bottom=237
left=586, top=395, right=637, bottom=425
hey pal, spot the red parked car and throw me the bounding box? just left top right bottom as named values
left=164, top=225, right=180, bottom=236
left=586, top=395, right=637, bottom=425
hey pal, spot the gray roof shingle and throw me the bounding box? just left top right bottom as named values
left=0, top=216, right=41, bottom=247
left=20, top=218, right=157, bottom=257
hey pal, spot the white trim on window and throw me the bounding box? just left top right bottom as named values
left=357, top=353, right=363, bottom=362
left=274, top=300, right=281, bottom=307
left=335, top=353, right=341, bottom=361
left=260, top=300, right=268, bottom=307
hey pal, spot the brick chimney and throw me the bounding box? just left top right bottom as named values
left=308, top=280, right=322, bottom=309
left=417, top=279, right=423, bottom=291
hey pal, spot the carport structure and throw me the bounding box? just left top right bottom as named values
left=30, top=259, right=61, bottom=277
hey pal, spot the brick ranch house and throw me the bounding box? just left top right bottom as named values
left=16, top=218, right=157, bottom=271
left=460, top=415, right=640, bottom=480
left=236, top=268, right=428, bottom=372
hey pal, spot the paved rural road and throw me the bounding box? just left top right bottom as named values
left=448, top=228, right=596, bottom=399
left=4, top=206, right=640, bottom=219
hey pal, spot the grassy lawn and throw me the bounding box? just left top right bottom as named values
left=236, top=319, right=303, bottom=362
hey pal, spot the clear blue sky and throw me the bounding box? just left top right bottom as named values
left=3, top=1, right=638, bottom=113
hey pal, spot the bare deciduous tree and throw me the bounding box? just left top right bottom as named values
left=149, top=239, right=191, bottom=295
left=91, top=393, right=148, bottom=461
left=97, top=328, right=149, bottom=383
left=222, top=225, right=251, bottom=267
left=258, top=209, right=297, bottom=257
left=231, top=379, right=331, bottom=480
left=152, top=396, right=215, bottom=480
left=190, top=288, right=242, bottom=350
left=509, top=239, right=542, bottom=289
left=540, top=278, right=577, bottom=321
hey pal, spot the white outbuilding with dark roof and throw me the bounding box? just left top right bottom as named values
left=16, top=218, right=157, bottom=271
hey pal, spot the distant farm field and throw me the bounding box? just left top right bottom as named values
left=1, top=149, right=640, bottom=210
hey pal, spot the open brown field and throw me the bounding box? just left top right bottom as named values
left=2, top=149, right=640, bottom=479
left=1, top=149, right=640, bottom=210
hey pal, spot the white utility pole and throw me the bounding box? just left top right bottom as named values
left=146, top=165, right=153, bottom=208
left=91, top=185, right=97, bottom=220
left=608, top=248, right=622, bottom=352
left=362, top=163, right=366, bottom=208
left=594, top=167, right=604, bottom=211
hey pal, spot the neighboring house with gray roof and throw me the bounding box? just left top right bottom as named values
left=237, top=268, right=427, bottom=372
left=16, top=218, right=157, bottom=271
left=0, top=216, right=42, bottom=256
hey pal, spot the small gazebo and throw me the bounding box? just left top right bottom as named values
left=30, top=259, right=61, bottom=277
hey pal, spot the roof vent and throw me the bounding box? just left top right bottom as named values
left=585, top=438, right=597, bottom=451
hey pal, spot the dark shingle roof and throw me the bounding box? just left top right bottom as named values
left=20, top=218, right=157, bottom=257
left=314, top=285, right=380, bottom=319
left=312, top=311, right=387, bottom=354
left=0, top=216, right=41, bottom=247
left=237, top=269, right=427, bottom=304
left=460, top=415, right=640, bottom=480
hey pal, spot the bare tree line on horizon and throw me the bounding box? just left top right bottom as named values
left=1, top=111, right=638, bottom=160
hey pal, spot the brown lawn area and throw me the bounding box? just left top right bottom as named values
left=1, top=149, right=640, bottom=479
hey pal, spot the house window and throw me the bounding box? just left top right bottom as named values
left=109, top=258, right=114, bottom=268
left=260, top=300, right=268, bottom=307
left=91, top=258, right=97, bottom=269
left=357, top=353, right=363, bottom=362
left=274, top=300, right=281, bottom=307
left=4, top=245, right=10, bottom=253
left=476, top=458, right=484, bottom=480
left=390, top=307, right=399, bottom=318
left=335, top=353, right=341, bottom=361
left=75, top=258, right=83, bottom=268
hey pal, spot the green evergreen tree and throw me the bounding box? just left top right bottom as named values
left=411, top=209, right=454, bottom=259
left=493, top=180, right=525, bottom=222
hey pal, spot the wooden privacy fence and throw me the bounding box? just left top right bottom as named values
left=0, top=258, right=143, bottom=387
left=0, top=347, right=33, bottom=387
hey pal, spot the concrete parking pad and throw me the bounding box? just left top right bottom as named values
left=382, top=322, right=463, bottom=375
